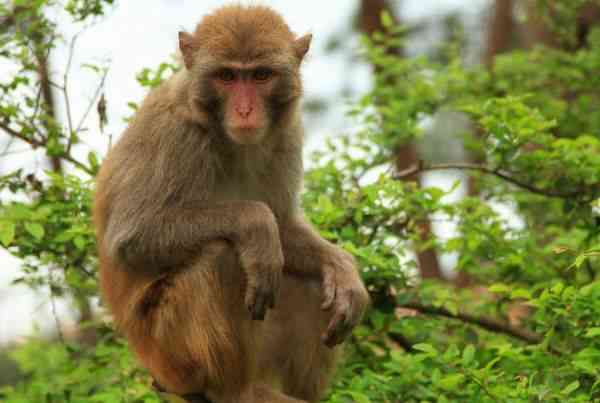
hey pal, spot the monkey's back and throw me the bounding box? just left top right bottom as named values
left=93, top=77, right=193, bottom=327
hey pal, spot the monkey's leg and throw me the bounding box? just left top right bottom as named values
left=259, top=275, right=340, bottom=402
left=125, top=240, right=326, bottom=403
left=125, top=240, right=256, bottom=397
left=127, top=241, right=310, bottom=403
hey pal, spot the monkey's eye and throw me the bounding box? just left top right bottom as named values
left=252, top=68, right=274, bottom=82
left=217, top=68, right=236, bottom=83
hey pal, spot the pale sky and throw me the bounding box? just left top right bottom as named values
left=0, top=0, right=490, bottom=344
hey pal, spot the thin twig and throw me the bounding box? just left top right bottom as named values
left=47, top=80, right=65, bottom=91
left=63, top=33, right=80, bottom=154
left=394, top=162, right=587, bottom=199
left=76, top=66, right=109, bottom=133
left=48, top=274, right=65, bottom=344
left=50, top=296, right=64, bottom=343
left=0, top=136, right=16, bottom=157
left=32, top=83, right=43, bottom=119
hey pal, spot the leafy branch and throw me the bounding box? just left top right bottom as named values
left=394, top=162, right=591, bottom=200
left=0, top=122, right=93, bottom=174
left=399, top=301, right=542, bottom=344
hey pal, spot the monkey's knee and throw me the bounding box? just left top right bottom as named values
left=281, top=347, right=339, bottom=402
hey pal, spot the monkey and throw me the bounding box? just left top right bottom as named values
left=93, top=5, right=369, bottom=403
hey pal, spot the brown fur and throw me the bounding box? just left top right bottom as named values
left=94, top=5, right=368, bottom=403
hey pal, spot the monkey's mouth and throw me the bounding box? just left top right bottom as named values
left=227, top=126, right=267, bottom=145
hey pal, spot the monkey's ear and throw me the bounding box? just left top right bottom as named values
left=179, top=31, right=196, bottom=70
left=293, top=34, right=312, bottom=61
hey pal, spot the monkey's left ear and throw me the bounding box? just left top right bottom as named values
left=179, top=31, right=196, bottom=70
left=293, top=34, right=312, bottom=61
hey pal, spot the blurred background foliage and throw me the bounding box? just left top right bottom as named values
left=1, top=0, right=600, bottom=402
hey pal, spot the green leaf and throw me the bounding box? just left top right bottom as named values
left=585, top=328, right=600, bottom=338
left=347, top=392, right=371, bottom=403
left=0, top=221, right=15, bottom=246
left=380, top=11, right=393, bottom=29
left=88, top=151, right=99, bottom=171
left=445, top=301, right=458, bottom=316
left=573, top=254, right=586, bottom=269
left=511, top=288, right=532, bottom=300
left=74, top=236, right=87, bottom=250
left=462, top=345, right=476, bottom=366
left=439, top=373, right=465, bottom=391
left=24, top=222, right=44, bottom=240
left=562, top=380, right=580, bottom=395
left=413, top=343, right=438, bottom=356
left=489, top=283, right=510, bottom=294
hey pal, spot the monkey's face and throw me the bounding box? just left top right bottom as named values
left=178, top=5, right=312, bottom=145
left=211, top=65, right=277, bottom=145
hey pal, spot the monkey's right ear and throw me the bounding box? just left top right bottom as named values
left=293, top=34, right=312, bottom=61
left=179, top=31, right=196, bottom=70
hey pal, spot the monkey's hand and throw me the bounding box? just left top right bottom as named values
left=238, top=205, right=284, bottom=321
left=321, top=248, right=369, bottom=347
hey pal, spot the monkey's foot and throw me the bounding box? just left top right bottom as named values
left=153, top=380, right=213, bottom=403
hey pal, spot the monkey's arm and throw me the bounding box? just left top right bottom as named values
left=279, top=216, right=369, bottom=347
left=104, top=200, right=283, bottom=320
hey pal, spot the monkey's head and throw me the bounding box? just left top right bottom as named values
left=179, top=5, right=311, bottom=145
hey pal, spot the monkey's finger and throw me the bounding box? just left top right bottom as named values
left=329, top=322, right=354, bottom=348
left=264, top=283, right=276, bottom=310
left=245, top=287, right=266, bottom=321
left=268, top=294, right=275, bottom=309
left=269, top=272, right=281, bottom=309
left=324, top=304, right=350, bottom=345
left=322, top=311, right=348, bottom=348
left=251, top=294, right=267, bottom=321
left=324, top=287, right=361, bottom=346
left=321, top=268, right=336, bottom=310
left=245, top=288, right=256, bottom=312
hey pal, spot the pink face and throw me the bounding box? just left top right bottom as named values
left=212, top=66, right=277, bottom=145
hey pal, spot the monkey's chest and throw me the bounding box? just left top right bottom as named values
left=212, top=171, right=288, bottom=211
left=216, top=177, right=268, bottom=201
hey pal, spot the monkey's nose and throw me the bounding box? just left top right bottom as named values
left=237, top=109, right=253, bottom=119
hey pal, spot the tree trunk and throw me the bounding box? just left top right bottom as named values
left=359, top=0, right=443, bottom=280
left=484, top=0, right=515, bottom=67
left=34, top=50, right=63, bottom=173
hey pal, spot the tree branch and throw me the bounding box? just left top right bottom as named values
left=389, top=332, right=415, bottom=352
left=400, top=301, right=542, bottom=344
left=63, top=32, right=84, bottom=155
left=394, top=162, right=588, bottom=199
left=0, top=122, right=93, bottom=175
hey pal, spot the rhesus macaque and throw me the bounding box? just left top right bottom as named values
left=93, top=5, right=369, bottom=403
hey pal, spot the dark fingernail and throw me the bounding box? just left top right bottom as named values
left=322, top=333, right=334, bottom=348
left=252, top=299, right=266, bottom=320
